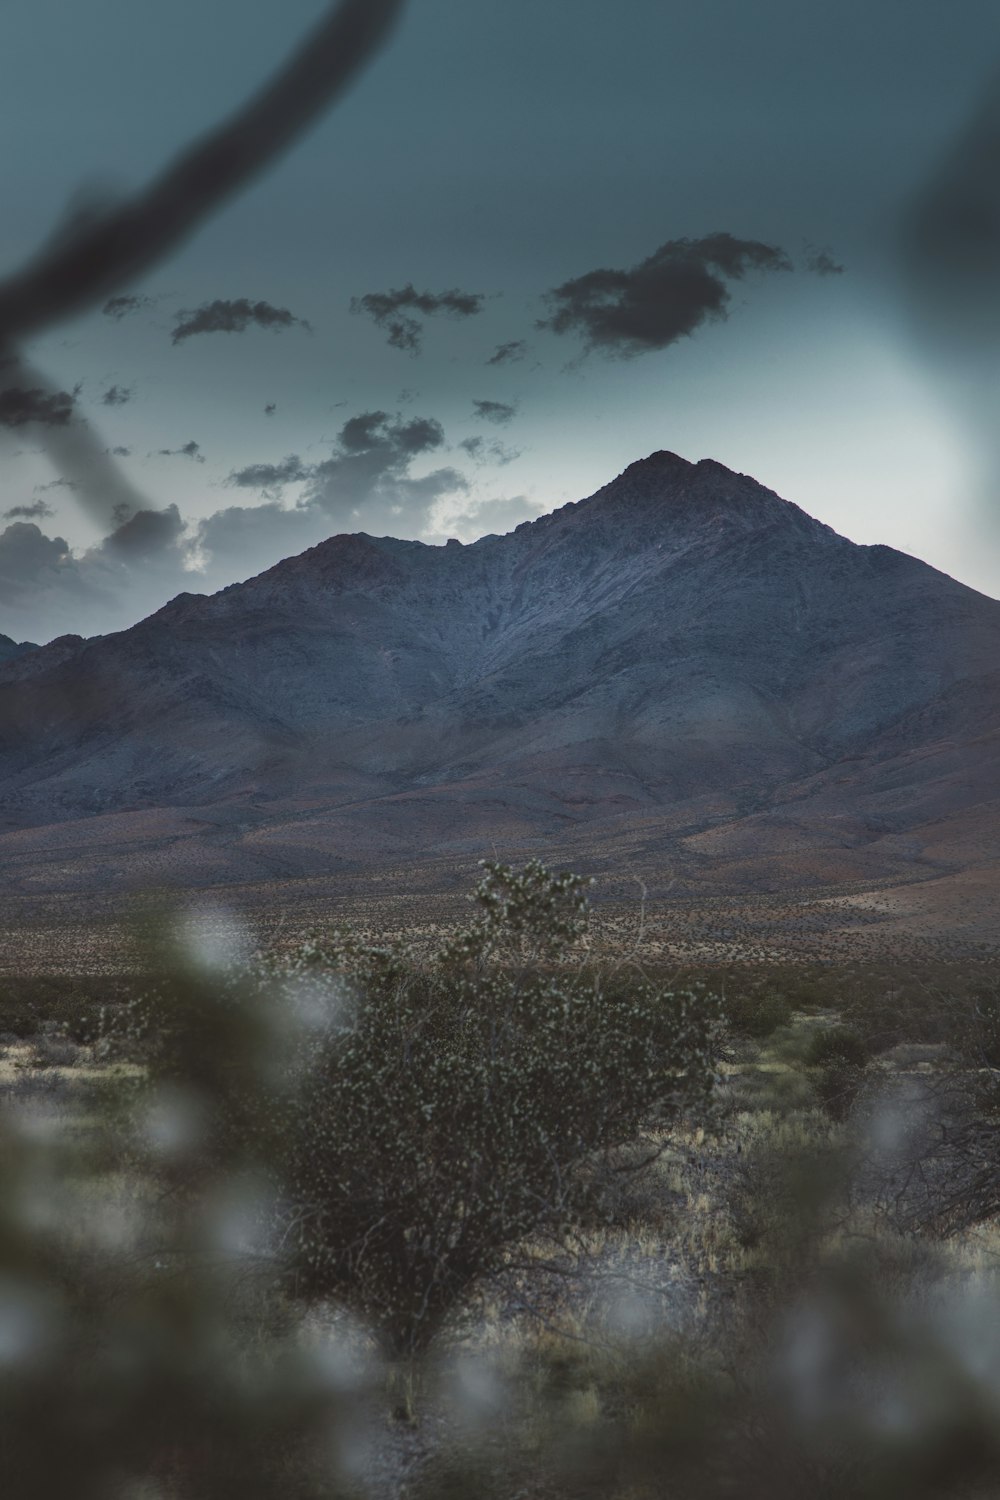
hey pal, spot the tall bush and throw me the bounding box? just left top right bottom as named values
left=273, top=860, right=721, bottom=1356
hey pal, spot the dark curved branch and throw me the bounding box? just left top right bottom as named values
left=0, top=0, right=406, bottom=346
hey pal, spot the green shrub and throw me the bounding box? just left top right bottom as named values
left=271, top=860, right=722, bottom=1357
left=724, top=987, right=793, bottom=1040
left=804, top=1025, right=868, bottom=1069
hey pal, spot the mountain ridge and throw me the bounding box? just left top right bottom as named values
left=0, top=451, right=997, bottom=941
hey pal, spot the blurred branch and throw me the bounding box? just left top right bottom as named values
left=0, top=0, right=406, bottom=526
left=0, top=0, right=405, bottom=345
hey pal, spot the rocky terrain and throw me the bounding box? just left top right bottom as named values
left=0, top=632, right=37, bottom=666
left=1, top=452, right=998, bottom=955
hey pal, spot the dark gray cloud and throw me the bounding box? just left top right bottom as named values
left=213, top=408, right=463, bottom=545
left=0, top=521, right=72, bottom=583
left=3, top=498, right=55, bottom=521
left=156, top=440, right=204, bottom=462
left=0, top=508, right=193, bottom=640
left=804, top=246, right=845, bottom=276
left=487, top=339, right=528, bottom=366
left=459, top=436, right=520, bottom=467
left=171, top=298, right=311, bottom=344
left=538, top=232, right=793, bottom=358
left=110, top=445, right=131, bottom=457
left=102, top=293, right=154, bottom=321
left=472, top=398, right=517, bottom=426
left=101, top=383, right=133, bottom=406
left=337, top=410, right=443, bottom=455
left=0, top=383, right=76, bottom=427
left=351, top=283, right=485, bottom=353
left=227, top=454, right=309, bottom=493
left=103, top=504, right=184, bottom=560
left=304, top=410, right=466, bottom=533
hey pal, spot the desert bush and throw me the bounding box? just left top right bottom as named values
left=269, top=860, right=722, bottom=1358
left=813, top=1060, right=868, bottom=1123
left=805, top=1024, right=869, bottom=1069
left=0, top=975, right=133, bottom=1043
left=725, top=986, right=793, bottom=1040
left=28, top=1032, right=82, bottom=1069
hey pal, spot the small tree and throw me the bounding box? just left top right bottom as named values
left=272, top=860, right=721, bottom=1359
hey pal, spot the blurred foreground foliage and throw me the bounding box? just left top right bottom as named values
left=1, top=864, right=999, bottom=1496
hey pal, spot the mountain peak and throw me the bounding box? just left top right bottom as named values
left=0, top=451, right=997, bottom=926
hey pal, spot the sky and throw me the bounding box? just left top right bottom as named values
left=1, top=0, right=999, bottom=644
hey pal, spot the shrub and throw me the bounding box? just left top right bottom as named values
left=804, top=1025, right=868, bottom=1069
left=271, top=860, right=722, bottom=1357
left=725, top=987, right=793, bottom=1040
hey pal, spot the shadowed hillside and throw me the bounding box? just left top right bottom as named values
left=0, top=452, right=997, bottom=945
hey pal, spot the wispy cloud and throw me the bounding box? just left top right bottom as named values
left=351, top=283, right=484, bottom=353
left=102, top=293, right=155, bottom=321
left=156, top=440, right=205, bottom=462
left=804, top=245, right=845, bottom=276
left=472, top=398, right=517, bottom=426
left=487, top=339, right=528, bottom=366
left=3, top=498, right=55, bottom=521
left=172, top=298, right=311, bottom=344
left=0, top=383, right=77, bottom=427
left=101, top=383, right=133, bottom=406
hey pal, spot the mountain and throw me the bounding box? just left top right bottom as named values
left=0, top=633, right=38, bottom=666
left=0, top=452, right=998, bottom=946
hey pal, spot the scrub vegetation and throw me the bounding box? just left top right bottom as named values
left=1, top=862, right=999, bottom=1496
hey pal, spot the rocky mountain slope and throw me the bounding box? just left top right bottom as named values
left=1, top=451, right=998, bottom=925
left=0, top=633, right=37, bottom=666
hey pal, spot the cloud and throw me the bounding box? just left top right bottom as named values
left=3, top=498, right=55, bottom=521
left=487, top=339, right=528, bottom=366
left=351, top=283, right=485, bottom=353
left=103, top=504, right=184, bottom=560
left=439, top=493, right=543, bottom=542
left=459, top=436, right=521, bottom=467
left=182, top=408, right=470, bottom=591
left=0, top=510, right=193, bottom=641
left=35, top=477, right=78, bottom=493
left=101, top=383, right=133, bottom=406
left=227, top=454, right=309, bottom=494
left=3, top=407, right=472, bottom=643
left=171, top=298, right=311, bottom=344
left=190, top=501, right=327, bottom=582
left=102, top=293, right=154, bottom=321
left=110, top=445, right=131, bottom=457
left=0, top=383, right=77, bottom=427
left=156, top=440, right=204, bottom=463
left=304, top=410, right=467, bottom=532
left=538, top=231, right=793, bottom=357
left=805, top=246, right=845, bottom=276
left=264, top=403, right=276, bottom=416
left=0, top=521, right=72, bottom=586
left=472, top=398, right=517, bottom=426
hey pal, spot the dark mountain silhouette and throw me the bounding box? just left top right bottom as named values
left=0, top=633, right=38, bottom=666
left=0, top=452, right=998, bottom=937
